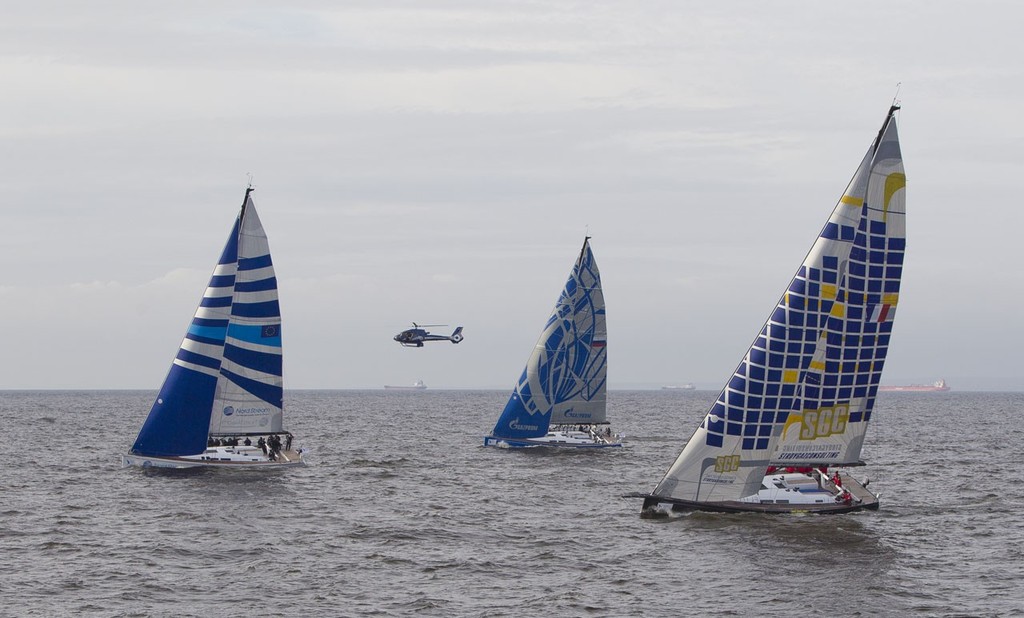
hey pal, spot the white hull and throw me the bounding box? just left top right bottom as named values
left=122, top=446, right=304, bottom=469
left=639, top=471, right=877, bottom=516
left=484, top=428, right=622, bottom=449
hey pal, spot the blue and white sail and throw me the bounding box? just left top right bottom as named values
left=486, top=237, right=611, bottom=445
left=129, top=188, right=285, bottom=459
left=647, top=106, right=905, bottom=507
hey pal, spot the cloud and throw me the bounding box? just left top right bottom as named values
left=2, top=1, right=1024, bottom=389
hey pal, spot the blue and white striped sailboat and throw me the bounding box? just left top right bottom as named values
left=122, top=188, right=303, bottom=468
left=484, top=237, right=620, bottom=449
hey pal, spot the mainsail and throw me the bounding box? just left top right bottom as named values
left=490, top=237, right=608, bottom=440
left=130, top=189, right=285, bottom=458
left=649, top=106, right=905, bottom=505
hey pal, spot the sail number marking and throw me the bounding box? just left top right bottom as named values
left=799, top=405, right=849, bottom=440
left=714, top=455, right=741, bottom=473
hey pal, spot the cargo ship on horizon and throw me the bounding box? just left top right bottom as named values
left=878, top=379, right=950, bottom=392
left=384, top=380, right=427, bottom=390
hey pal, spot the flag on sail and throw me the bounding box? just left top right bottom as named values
left=868, top=301, right=896, bottom=322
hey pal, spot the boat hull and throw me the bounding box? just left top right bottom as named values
left=638, top=495, right=878, bottom=516
left=122, top=446, right=305, bottom=469
left=483, top=430, right=621, bottom=449
left=634, top=474, right=878, bottom=516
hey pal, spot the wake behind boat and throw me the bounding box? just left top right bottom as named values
left=633, top=104, right=905, bottom=515
left=122, top=188, right=304, bottom=469
left=484, top=237, right=620, bottom=449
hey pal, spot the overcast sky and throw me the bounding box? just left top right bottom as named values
left=2, top=1, right=1022, bottom=391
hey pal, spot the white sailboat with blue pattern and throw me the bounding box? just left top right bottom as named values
left=484, top=237, right=620, bottom=449
left=122, top=188, right=303, bottom=468
left=635, top=105, right=905, bottom=514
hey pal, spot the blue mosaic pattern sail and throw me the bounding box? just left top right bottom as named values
left=773, top=127, right=905, bottom=464
left=131, top=191, right=286, bottom=457
left=701, top=226, right=859, bottom=454
left=651, top=107, right=905, bottom=503
left=491, top=238, right=608, bottom=440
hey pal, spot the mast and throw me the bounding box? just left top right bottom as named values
left=576, top=235, right=592, bottom=268
left=241, top=185, right=254, bottom=221
left=872, top=104, right=900, bottom=154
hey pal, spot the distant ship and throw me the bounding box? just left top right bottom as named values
left=661, top=383, right=696, bottom=390
left=878, top=379, right=950, bottom=392
left=384, top=380, right=427, bottom=390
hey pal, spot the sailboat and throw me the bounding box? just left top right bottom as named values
left=484, top=237, right=620, bottom=448
left=636, top=105, right=905, bottom=514
left=122, top=188, right=304, bottom=468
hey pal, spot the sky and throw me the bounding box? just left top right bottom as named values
left=2, top=1, right=1022, bottom=391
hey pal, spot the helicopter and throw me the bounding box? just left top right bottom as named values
left=393, top=323, right=464, bottom=348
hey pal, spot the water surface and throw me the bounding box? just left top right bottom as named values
left=2, top=390, right=1020, bottom=617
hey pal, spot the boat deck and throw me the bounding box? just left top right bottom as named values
left=630, top=470, right=879, bottom=516
left=840, top=473, right=878, bottom=506
left=276, top=448, right=303, bottom=463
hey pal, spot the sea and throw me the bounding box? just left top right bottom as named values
left=2, top=389, right=1022, bottom=617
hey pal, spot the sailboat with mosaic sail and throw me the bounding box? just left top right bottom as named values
left=634, top=105, right=905, bottom=514
left=484, top=237, right=620, bottom=448
left=122, top=187, right=303, bottom=468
